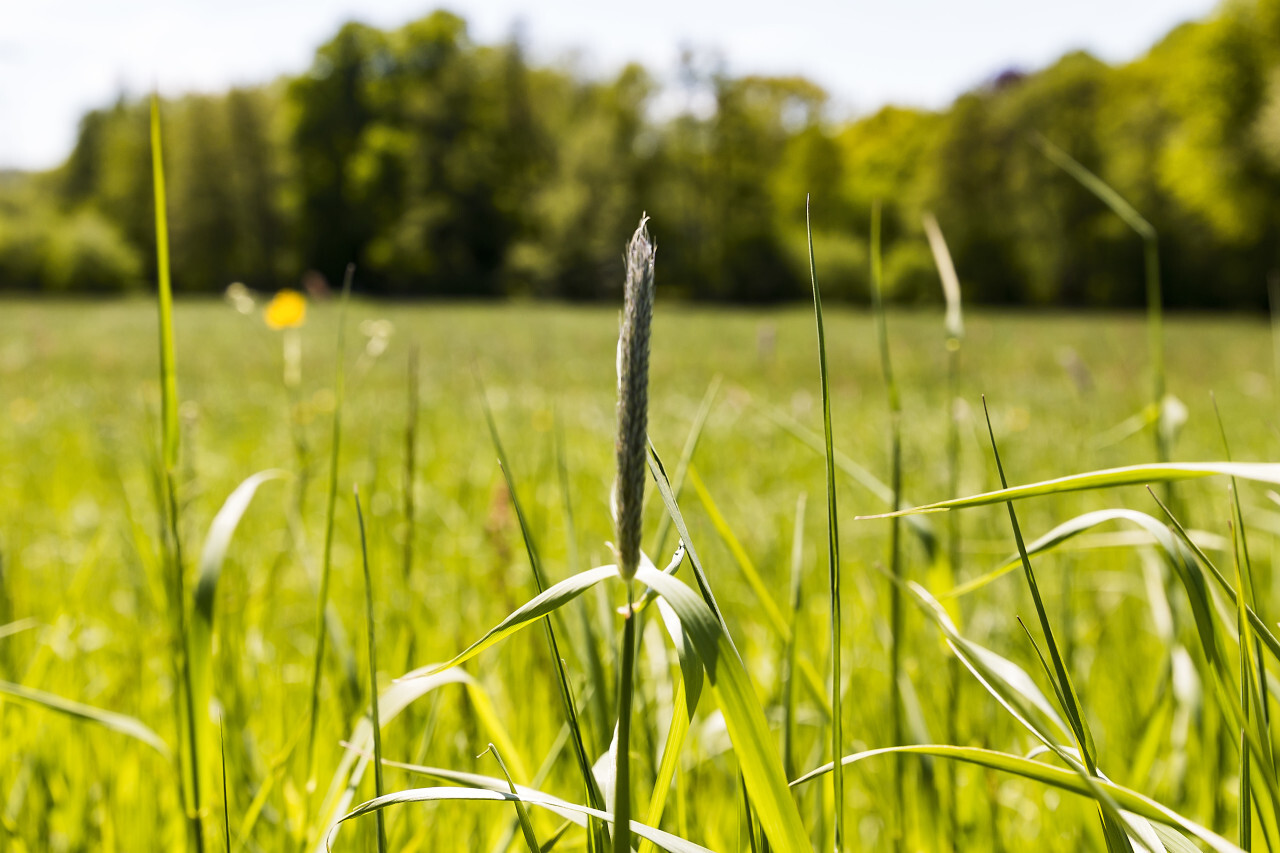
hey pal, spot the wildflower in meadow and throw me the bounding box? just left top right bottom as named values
left=264, top=288, right=307, bottom=330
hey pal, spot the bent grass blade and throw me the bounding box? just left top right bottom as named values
left=329, top=786, right=713, bottom=853
left=792, top=745, right=1241, bottom=853
left=396, top=557, right=811, bottom=852
left=0, top=679, right=170, bottom=757
left=860, top=463, right=1280, bottom=520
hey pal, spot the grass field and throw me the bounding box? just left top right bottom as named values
left=2, top=298, right=1279, bottom=851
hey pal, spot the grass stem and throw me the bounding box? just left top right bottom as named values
left=869, top=200, right=906, bottom=851
left=614, top=582, right=638, bottom=853
left=303, top=264, right=353, bottom=810
left=354, top=487, right=387, bottom=853
left=806, top=195, right=845, bottom=852
left=151, top=93, right=204, bottom=853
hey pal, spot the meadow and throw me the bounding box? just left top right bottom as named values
left=3, top=292, right=1280, bottom=851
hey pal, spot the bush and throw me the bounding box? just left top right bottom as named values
left=0, top=206, right=142, bottom=292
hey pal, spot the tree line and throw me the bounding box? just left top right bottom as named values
left=5, top=2, right=1280, bottom=307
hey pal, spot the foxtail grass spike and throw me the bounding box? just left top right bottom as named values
left=615, top=215, right=655, bottom=581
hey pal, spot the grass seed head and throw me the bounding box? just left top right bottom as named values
left=614, top=214, right=655, bottom=581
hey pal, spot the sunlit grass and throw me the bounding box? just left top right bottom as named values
left=2, top=273, right=1279, bottom=851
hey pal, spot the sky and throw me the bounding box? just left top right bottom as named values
left=0, top=0, right=1219, bottom=171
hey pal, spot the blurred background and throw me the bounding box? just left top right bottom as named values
left=8, top=0, right=1278, bottom=308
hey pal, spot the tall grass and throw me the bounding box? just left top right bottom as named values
left=303, top=263, right=353, bottom=814
left=806, top=196, right=845, bottom=853
left=482, top=391, right=608, bottom=847
left=402, top=345, right=420, bottom=582
left=1032, top=134, right=1168, bottom=466
left=353, top=487, right=387, bottom=853
left=868, top=200, right=907, bottom=849
left=13, top=156, right=1280, bottom=853
left=150, top=94, right=205, bottom=853
left=923, top=210, right=964, bottom=848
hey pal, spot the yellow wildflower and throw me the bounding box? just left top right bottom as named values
left=264, top=289, right=307, bottom=329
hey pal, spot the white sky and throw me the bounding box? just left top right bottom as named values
left=0, top=0, right=1218, bottom=170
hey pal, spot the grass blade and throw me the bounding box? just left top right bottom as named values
left=482, top=392, right=607, bottom=815
left=220, top=719, right=232, bottom=853
left=554, top=410, right=612, bottom=761
left=860, top=462, right=1280, bottom=519
left=1144, top=498, right=1280, bottom=838
left=151, top=92, right=202, bottom=853
left=194, top=470, right=289, bottom=628
left=636, top=565, right=813, bottom=853
left=312, top=670, right=522, bottom=850
left=1147, top=490, right=1280, bottom=664
left=191, top=470, right=288, bottom=743
left=640, top=444, right=736, bottom=655
left=416, top=561, right=811, bottom=851
left=651, top=375, right=723, bottom=558
left=1213, top=398, right=1273, bottom=731
left=1031, top=133, right=1166, bottom=462
left=766, top=407, right=936, bottom=559
left=638, top=670, right=693, bottom=853
left=783, top=492, right=807, bottom=781
left=980, top=399, right=1130, bottom=849
left=630, top=376, right=726, bottom=617
left=642, top=574, right=708, bottom=819
left=807, top=194, right=845, bottom=853
left=303, top=263, right=354, bottom=797
left=0, top=680, right=169, bottom=756
left=1229, top=510, right=1280, bottom=848
left=898, top=581, right=1071, bottom=746
left=353, top=487, right=387, bottom=853
left=402, top=345, right=420, bottom=581
left=792, top=745, right=1243, bottom=853
left=614, top=588, right=638, bottom=853
left=869, top=200, right=906, bottom=850
left=896, top=579, right=1154, bottom=852
left=150, top=94, right=178, bottom=472
left=685, top=465, right=833, bottom=718
left=979, top=406, right=1092, bottom=753
left=329, top=786, right=714, bottom=853
left=922, top=212, right=964, bottom=343
left=482, top=744, right=542, bottom=852
left=936, top=505, right=1254, bottom=687
left=1013, top=621, right=1138, bottom=852
left=687, top=467, right=786, bottom=635
left=1235, top=519, right=1256, bottom=850
left=406, top=567, right=618, bottom=678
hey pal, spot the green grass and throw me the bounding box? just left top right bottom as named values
left=2, top=297, right=1279, bottom=850
left=150, top=97, right=204, bottom=853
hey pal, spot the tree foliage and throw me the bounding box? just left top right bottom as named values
left=8, top=3, right=1280, bottom=307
